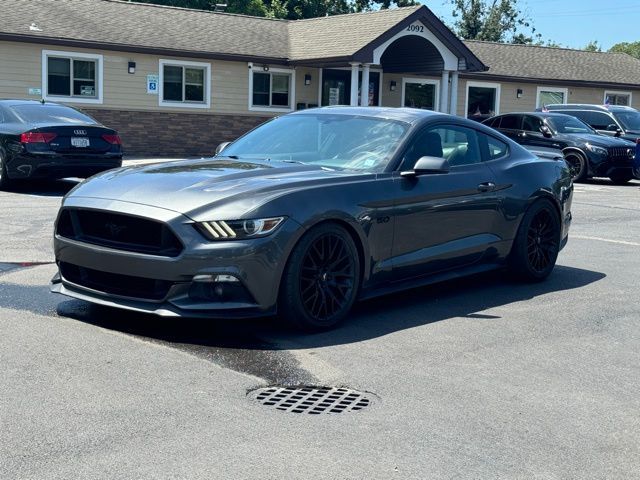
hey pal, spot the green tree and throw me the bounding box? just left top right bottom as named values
left=447, top=0, right=541, bottom=44
left=583, top=40, right=601, bottom=52
left=609, top=41, right=640, bottom=60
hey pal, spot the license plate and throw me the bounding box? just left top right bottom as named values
left=71, top=137, right=90, bottom=148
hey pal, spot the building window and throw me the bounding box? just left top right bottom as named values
left=42, top=50, right=103, bottom=104
left=402, top=78, right=439, bottom=111
left=159, top=59, right=211, bottom=109
left=252, top=72, right=291, bottom=108
left=249, top=67, right=294, bottom=112
left=466, top=81, right=500, bottom=120
left=536, top=86, right=568, bottom=108
left=605, top=91, right=631, bottom=106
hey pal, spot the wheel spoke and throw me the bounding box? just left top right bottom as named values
left=298, top=233, right=356, bottom=321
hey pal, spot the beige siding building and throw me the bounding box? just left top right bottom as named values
left=2, top=0, right=640, bottom=155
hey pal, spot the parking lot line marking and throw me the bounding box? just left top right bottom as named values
left=572, top=235, right=640, bottom=247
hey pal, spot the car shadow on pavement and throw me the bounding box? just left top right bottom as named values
left=581, top=178, right=639, bottom=187
left=6, top=179, right=79, bottom=197
left=44, top=264, right=606, bottom=384
left=55, top=264, right=605, bottom=352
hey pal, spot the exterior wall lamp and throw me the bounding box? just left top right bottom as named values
left=262, top=65, right=269, bottom=72
left=390, top=80, right=397, bottom=92
left=304, top=74, right=312, bottom=86
left=128, top=61, right=136, bottom=74
left=517, top=88, right=523, bottom=98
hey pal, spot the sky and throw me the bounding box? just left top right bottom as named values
left=422, top=0, right=640, bottom=50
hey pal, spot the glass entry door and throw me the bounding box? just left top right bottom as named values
left=322, top=69, right=350, bottom=106
left=321, top=69, right=381, bottom=106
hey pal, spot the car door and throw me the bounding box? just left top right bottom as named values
left=520, top=114, right=564, bottom=150
left=389, top=124, right=502, bottom=280
left=496, top=114, right=522, bottom=142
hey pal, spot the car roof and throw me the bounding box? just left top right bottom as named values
left=487, top=112, right=580, bottom=120
left=0, top=99, right=64, bottom=107
left=544, top=103, right=638, bottom=113
left=290, top=106, right=449, bottom=124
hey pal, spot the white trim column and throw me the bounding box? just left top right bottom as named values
left=440, top=70, right=450, bottom=113
left=350, top=63, right=359, bottom=106
left=449, top=71, right=459, bottom=116
left=360, top=63, right=370, bottom=107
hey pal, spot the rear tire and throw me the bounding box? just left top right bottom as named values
left=609, top=171, right=633, bottom=185
left=508, top=199, right=561, bottom=282
left=563, top=151, right=587, bottom=182
left=0, top=152, right=12, bottom=191
left=279, top=223, right=360, bottom=331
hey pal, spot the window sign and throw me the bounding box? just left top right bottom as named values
left=329, top=87, right=340, bottom=106
left=28, top=87, right=42, bottom=96
left=147, top=74, right=158, bottom=94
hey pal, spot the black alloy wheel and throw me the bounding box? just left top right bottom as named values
left=563, top=151, right=586, bottom=182
left=509, top=199, right=560, bottom=282
left=280, top=224, right=360, bottom=330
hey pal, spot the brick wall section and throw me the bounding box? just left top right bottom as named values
left=84, top=109, right=271, bottom=157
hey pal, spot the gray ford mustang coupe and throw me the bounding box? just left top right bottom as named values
left=51, top=107, right=573, bottom=330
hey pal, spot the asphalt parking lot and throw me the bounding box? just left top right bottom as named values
left=1, top=172, right=639, bottom=479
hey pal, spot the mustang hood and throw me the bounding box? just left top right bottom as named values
left=67, top=158, right=367, bottom=219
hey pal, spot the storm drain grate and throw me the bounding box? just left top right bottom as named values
left=249, top=386, right=373, bottom=414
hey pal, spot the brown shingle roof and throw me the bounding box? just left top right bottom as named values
left=287, top=6, right=420, bottom=61
left=466, top=40, right=640, bottom=87
left=2, top=0, right=290, bottom=60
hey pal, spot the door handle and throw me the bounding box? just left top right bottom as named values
left=477, top=182, right=496, bottom=192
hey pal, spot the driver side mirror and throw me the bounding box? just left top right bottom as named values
left=215, top=141, right=231, bottom=155
left=606, top=124, right=622, bottom=136
left=540, top=125, right=553, bottom=138
left=401, top=156, right=450, bottom=178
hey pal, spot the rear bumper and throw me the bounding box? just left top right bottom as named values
left=7, top=152, right=122, bottom=179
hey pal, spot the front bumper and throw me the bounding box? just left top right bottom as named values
left=50, top=197, right=301, bottom=318
left=7, top=152, right=122, bottom=180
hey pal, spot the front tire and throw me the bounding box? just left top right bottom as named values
left=563, top=151, right=587, bottom=182
left=279, top=223, right=360, bottom=331
left=508, top=199, right=561, bottom=282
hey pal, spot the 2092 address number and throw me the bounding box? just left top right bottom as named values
left=406, top=25, right=424, bottom=33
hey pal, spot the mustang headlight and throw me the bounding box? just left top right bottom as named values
left=586, top=144, right=608, bottom=156
left=197, top=217, right=285, bottom=240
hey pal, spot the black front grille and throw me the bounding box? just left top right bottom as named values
left=56, top=208, right=183, bottom=257
left=608, top=147, right=634, bottom=165
left=59, top=262, right=173, bottom=301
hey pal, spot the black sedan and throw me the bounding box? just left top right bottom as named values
left=483, top=112, right=636, bottom=183
left=51, top=107, right=573, bottom=330
left=0, top=99, right=122, bottom=189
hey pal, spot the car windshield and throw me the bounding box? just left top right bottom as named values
left=220, top=113, right=410, bottom=172
left=547, top=116, right=594, bottom=134
left=9, top=104, right=98, bottom=125
left=614, top=111, right=640, bottom=131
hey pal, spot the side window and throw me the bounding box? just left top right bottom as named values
left=522, top=115, right=543, bottom=132
left=433, top=125, right=482, bottom=167
left=569, top=111, right=614, bottom=130
left=486, top=117, right=501, bottom=128
left=479, top=133, right=509, bottom=161
left=499, top=114, right=521, bottom=130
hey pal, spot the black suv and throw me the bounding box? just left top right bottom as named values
left=539, top=104, right=640, bottom=143
left=483, top=112, right=636, bottom=183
